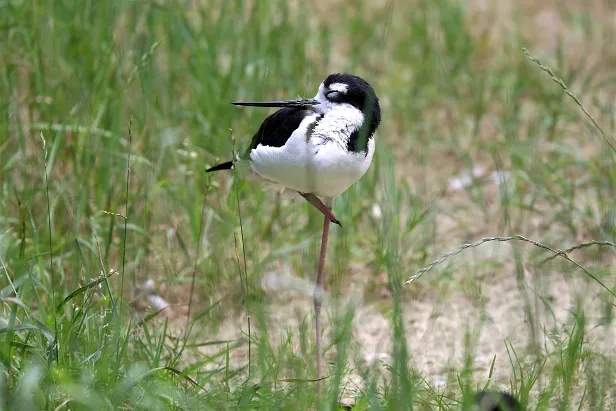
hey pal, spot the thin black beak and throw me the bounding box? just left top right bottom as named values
left=232, top=98, right=319, bottom=108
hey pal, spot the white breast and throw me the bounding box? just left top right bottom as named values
left=245, top=110, right=375, bottom=198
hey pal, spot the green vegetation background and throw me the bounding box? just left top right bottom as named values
left=1, top=0, right=615, bottom=409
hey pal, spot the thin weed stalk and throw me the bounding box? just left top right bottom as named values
left=231, top=129, right=252, bottom=378
left=94, top=233, right=117, bottom=317
left=186, top=203, right=206, bottom=328
left=523, top=47, right=616, bottom=155
left=119, top=117, right=133, bottom=314
left=406, top=235, right=616, bottom=301
left=40, top=132, right=57, bottom=363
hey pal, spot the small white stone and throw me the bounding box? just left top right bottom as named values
left=371, top=203, right=382, bottom=220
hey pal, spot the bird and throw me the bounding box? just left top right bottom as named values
left=471, top=391, right=523, bottom=411
left=206, top=73, right=381, bottom=395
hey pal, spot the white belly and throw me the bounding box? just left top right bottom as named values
left=245, top=119, right=375, bottom=198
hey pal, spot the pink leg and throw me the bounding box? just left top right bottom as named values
left=314, top=198, right=334, bottom=397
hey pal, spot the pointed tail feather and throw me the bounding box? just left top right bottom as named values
left=206, top=161, right=233, bottom=172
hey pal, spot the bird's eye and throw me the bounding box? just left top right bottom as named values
left=326, top=90, right=342, bottom=100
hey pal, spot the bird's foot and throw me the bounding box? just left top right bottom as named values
left=298, top=192, right=341, bottom=226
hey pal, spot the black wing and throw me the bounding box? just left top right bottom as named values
left=207, top=108, right=316, bottom=172
left=244, top=108, right=316, bottom=156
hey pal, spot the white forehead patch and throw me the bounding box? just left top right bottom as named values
left=328, top=82, right=349, bottom=93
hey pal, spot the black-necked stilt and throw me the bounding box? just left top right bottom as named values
left=206, top=73, right=381, bottom=393
left=472, top=391, right=522, bottom=411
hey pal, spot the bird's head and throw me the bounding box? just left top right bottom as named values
left=232, top=73, right=381, bottom=135
left=314, top=73, right=381, bottom=129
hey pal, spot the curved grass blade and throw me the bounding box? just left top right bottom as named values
left=0, top=323, right=54, bottom=344
left=55, top=271, right=115, bottom=312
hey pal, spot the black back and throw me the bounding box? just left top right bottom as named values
left=244, top=108, right=317, bottom=156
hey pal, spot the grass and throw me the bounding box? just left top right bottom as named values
left=1, top=0, right=616, bottom=409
